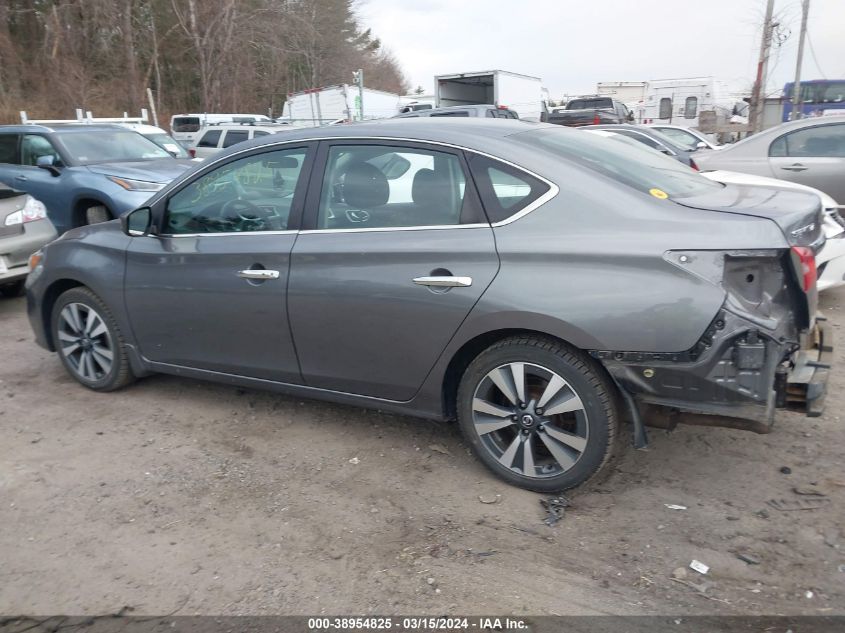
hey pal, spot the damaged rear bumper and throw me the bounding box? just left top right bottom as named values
left=592, top=311, right=833, bottom=434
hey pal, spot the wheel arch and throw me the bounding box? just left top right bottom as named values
left=440, top=327, right=618, bottom=421
left=40, top=278, right=86, bottom=350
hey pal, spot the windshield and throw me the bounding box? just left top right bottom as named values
left=518, top=127, right=722, bottom=198
left=653, top=127, right=699, bottom=150
left=145, top=133, right=189, bottom=158
left=57, top=131, right=172, bottom=165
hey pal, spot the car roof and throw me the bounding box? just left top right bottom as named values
left=211, top=118, right=552, bottom=164
left=395, top=104, right=503, bottom=117
left=0, top=123, right=129, bottom=134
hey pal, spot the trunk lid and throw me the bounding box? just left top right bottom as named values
left=675, top=183, right=825, bottom=251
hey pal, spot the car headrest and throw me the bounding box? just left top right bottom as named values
left=412, top=168, right=451, bottom=208
left=342, top=162, right=389, bottom=209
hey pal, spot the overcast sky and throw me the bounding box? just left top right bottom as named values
left=358, top=0, right=845, bottom=99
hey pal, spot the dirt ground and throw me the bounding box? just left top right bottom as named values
left=1, top=288, right=844, bottom=617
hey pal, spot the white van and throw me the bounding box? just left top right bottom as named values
left=170, top=113, right=272, bottom=147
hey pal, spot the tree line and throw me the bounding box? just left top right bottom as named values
left=0, top=0, right=409, bottom=125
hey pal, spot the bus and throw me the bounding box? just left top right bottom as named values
left=782, top=80, right=845, bottom=121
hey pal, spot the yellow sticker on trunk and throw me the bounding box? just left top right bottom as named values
left=649, top=188, right=669, bottom=199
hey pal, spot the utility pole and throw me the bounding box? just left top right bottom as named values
left=749, top=0, right=776, bottom=134
left=791, top=0, right=810, bottom=120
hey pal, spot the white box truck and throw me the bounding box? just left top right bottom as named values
left=434, top=70, right=545, bottom=121
left=281, top=85, right=401, bottom=127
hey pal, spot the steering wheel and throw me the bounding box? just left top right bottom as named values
left=220, top=198, right=273, bottom=232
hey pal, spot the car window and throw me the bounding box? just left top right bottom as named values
left=658, top=98, right=672, bottom=119
left=165, top=147, right=307, bottom=234
left=144, top=133, right=188, bottom=158
left=654, top=127, right=698, bottom=150
left=819, top=81, right=845, bottom=104
left=0, top=134, right=19, bottom=164
left=317, top=144, right=469, bottom=229
left=254, top=131, right=270, bottom=137
left=172, top=117, right=201, bottom=133
left=56, top=131, right=170, bottom=164
left=684, top=97, right=698, bottom=119
left=198, top=130, right=222, bottom=148
left=521, top=127, right=721, bottom=198
left=20, top=134, right=61, bottom=166
left=222, top=130, right=249, bottom=148
left=469, top=155, right=550, bottom=224
left=430, top=111, right=471, bottom=117
left=769, top=124, right=845, bottom=158
left=486, top=109, right=497, bottom=118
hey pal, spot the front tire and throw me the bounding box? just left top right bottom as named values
left=457, top=336, right=619, bottom=492
left=85, top=204, right=111, bottom=225
left=51, top=287, right=134, bottom=391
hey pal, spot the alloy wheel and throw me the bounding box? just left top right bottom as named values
left=57, top=302, right=114, bottom=382
left=471, top=362, right=589, bottom=479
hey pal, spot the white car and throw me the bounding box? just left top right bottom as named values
left=190, top=123, right=293, bottom=159
left=701, top=169, right=845, bottom=292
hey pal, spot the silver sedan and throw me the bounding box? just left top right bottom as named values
left=694, top=115, right=845, bottom=204
left=1, top=186, right=57, bottom=297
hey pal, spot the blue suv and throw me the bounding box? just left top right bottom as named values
left=0, top=125, right=194, bottom=234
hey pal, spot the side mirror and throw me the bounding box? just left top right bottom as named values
left=695, top=141, right=709, bottom=150
left=36, top=155, right=61, bottom=177
left=121, top=207, right=153, bottom=237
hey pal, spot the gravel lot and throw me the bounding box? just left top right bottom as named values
left=1, top=288, right=844, bottom=616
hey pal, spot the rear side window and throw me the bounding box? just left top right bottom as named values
left=172, top=117, right=201, bottom=133
left=198, top=130, right=222, bottom=148
left=469, top=155, right=550, bottom=224
left=0, top=134, right=19, bottom=164
left=222, top=130, right=249, bottom=147
left=770, top=123, right=845, bottom=157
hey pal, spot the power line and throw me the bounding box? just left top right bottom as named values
left=805, top=31, right=826, bottom=78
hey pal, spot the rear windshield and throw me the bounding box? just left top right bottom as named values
left=172, top=117, right=201, bottom=132
left=56, top=131, right=172, bottom=165
left=518, top=128, right=722, bottom=198
left=568, top=98, right=613, bottom=110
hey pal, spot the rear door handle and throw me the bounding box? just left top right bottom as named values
left=781, top=164, right=808, bottom=172
left=14, top=175, right=27, bottom=181
left=237, top=269, right=280, bottom=280
left=413, top=276, right=473, bottom=288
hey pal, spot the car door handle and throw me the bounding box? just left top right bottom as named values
left=237, top=269, right=280, bottom=280
left=413, top=276, right=473, bottom=288
left=781, top=163, right=808, bottom=172
left=14, top=175, right=27, bottom=181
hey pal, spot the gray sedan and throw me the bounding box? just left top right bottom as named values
left=694, top=115, right=845, bottom=204
left=25, top=119, right=831, bottom=491
left=1, top=185, right=56, bottom=296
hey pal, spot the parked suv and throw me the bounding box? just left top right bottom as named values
left=191, top=123, right=292, bottom=159
left=26, top=119, right=831, bottom=492
left=0, top=125, right=193, bottom=233
left=394, top=104, right=519, bottom=119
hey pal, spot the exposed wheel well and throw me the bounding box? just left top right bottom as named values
left=41, top=279, right=85, bottom=350
left=73, top=199, right=111, bottom=227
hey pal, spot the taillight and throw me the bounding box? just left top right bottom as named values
left=188, top=148, right=196, bottom=158
left=791, top=246, right=817, bottom=292
left=690, top=158, right=699, bottom=171
left=593, top=113, right=601, bottom=124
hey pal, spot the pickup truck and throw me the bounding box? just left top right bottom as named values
left=548, top=97, right=633, bottom=127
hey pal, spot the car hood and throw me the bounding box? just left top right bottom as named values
left=86, top=159, right=194, bottom=183
left=675, top=183, right=825, bottom=250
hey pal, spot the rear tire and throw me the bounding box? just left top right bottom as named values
left=51, top=287, right=135, bottom=391
left=85, top=204, right=111, bottom=225
left=457, top=336, right=619, bottom=492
